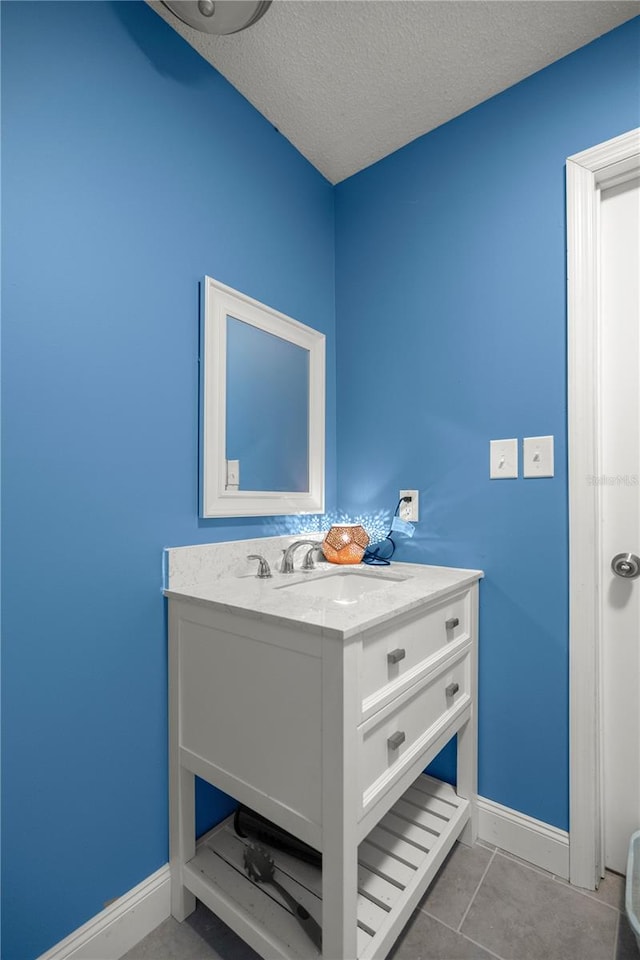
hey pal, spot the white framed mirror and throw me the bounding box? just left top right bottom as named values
left=200, top=277, right=325, bottom=518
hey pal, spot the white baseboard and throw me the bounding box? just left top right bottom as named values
left=477, top=795, right=570, bottom=879
left=37, top=865, right=171, bottom=960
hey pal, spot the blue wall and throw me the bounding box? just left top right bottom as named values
left=0, top=3, right=335, bottom=958
left=335, top=18, right=640, bottom=831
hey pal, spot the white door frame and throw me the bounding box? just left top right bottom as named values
left=567, top=127, right=640, bottom=890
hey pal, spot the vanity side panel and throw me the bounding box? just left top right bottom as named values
left=175, top=602, right=322, bottom=831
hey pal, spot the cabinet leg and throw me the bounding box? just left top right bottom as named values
left=321, top=635, right=360, bottom=959
left=321, top=844, right=358, bottom=960
left=458, top=809, right=478, bottom=847
left=457, top=712, right=478, bottom=846
left=172, top=878, right=196, bottom=922
left=170, top=765, right=196, bottom=921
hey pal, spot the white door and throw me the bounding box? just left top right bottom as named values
left=600, top=175, right=640, bottom=874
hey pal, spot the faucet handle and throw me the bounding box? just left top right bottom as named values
left=247, top=554, right=272, bottom=579
left=302, top=545, right=324, bottom=571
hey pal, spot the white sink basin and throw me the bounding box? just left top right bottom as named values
left=275, top=570, right=408, bottom=603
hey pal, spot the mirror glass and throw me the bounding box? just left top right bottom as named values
left=200, top=277, right=325, bottom=518
left=226, top=316, right=309, bottom=492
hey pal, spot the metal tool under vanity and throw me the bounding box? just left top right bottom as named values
left=243, top=842, right=323, bottom=952
left=236, top=806, right=323, bottom=951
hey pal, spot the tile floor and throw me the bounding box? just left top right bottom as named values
left=123, top=842, right=638, bottom=960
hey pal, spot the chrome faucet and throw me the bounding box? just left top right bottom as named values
left=281, top=540, right=321, bottom=574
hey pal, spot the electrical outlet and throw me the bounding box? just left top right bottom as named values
left=399, top=489, right=419, bottom=522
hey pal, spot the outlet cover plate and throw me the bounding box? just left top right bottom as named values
left=399, top=489, right=419, bottom=522
left=490, top=439, right=518, bottom=479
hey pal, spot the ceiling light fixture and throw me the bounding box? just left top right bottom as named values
left=161, top=0, right=271, bottom=35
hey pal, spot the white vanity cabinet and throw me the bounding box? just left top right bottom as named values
left=168, top=567, right=480, bottom=960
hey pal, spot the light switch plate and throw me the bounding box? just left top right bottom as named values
left=523, top=436, right=554, bottom=478
left=490, top=439, right=518, bottom=479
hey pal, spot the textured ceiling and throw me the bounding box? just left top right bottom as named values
left=149, top=1, right=640, bottom=183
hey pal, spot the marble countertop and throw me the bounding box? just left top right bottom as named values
left=164, top=561, right=483, bottom=640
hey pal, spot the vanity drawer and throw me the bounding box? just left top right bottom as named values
left=358, top=652, right=470, bottom=812
left=359, top=590, right=470, bottom=718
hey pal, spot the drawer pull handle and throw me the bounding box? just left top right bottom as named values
left=446, top=682, right=460, bottom=698
left=387, top=648, right=406, bottom=665
left=387, top=731, right=406, bottom=750
left=445, top=617, right=460, bottom=630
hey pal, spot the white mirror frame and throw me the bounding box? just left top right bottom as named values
left=200, top=276, right=325, bottom=518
